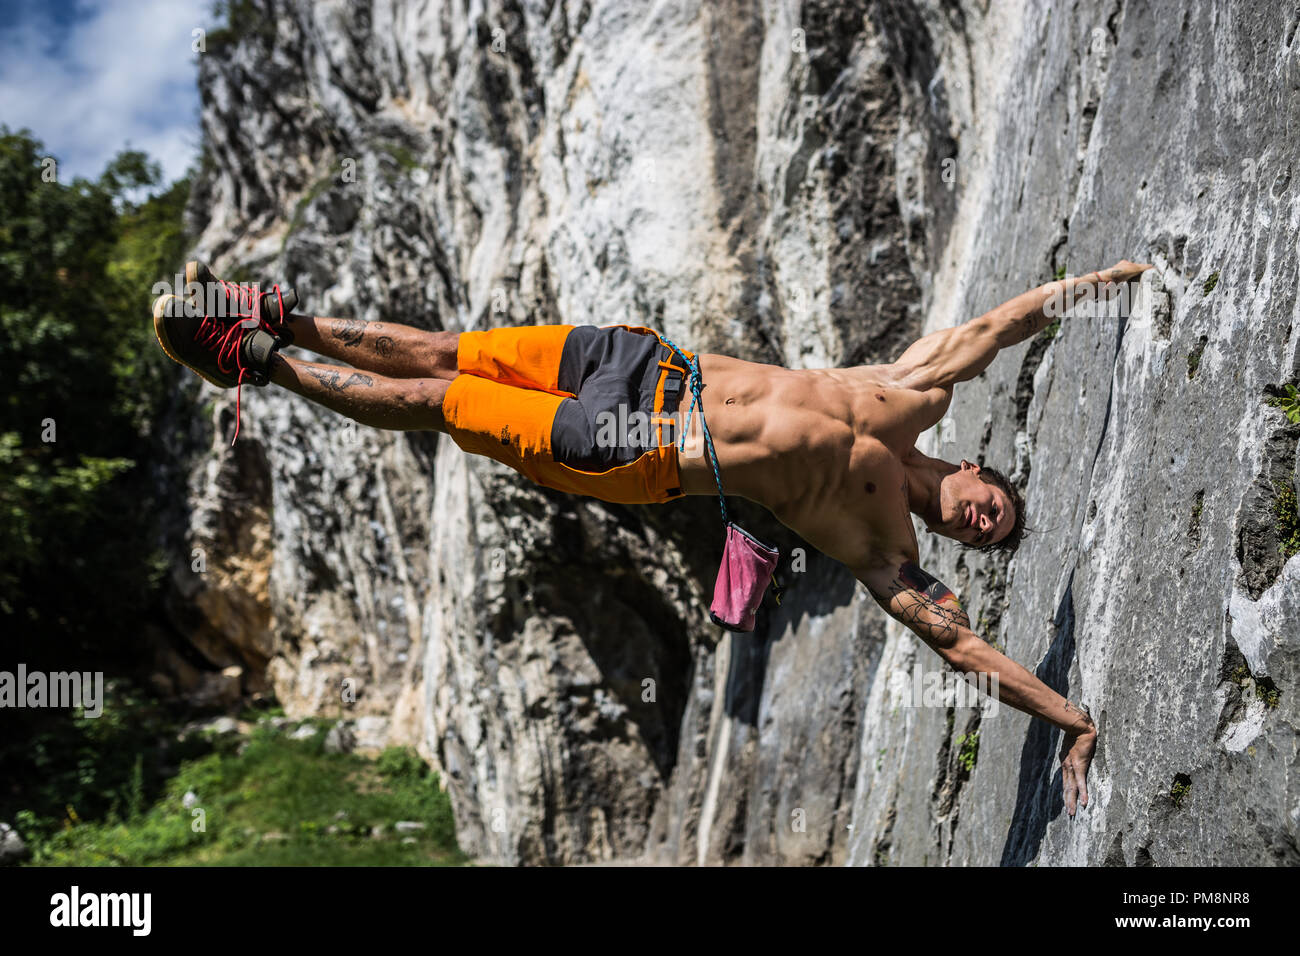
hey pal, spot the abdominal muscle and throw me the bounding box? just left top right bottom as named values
left=677, top=354, right=859, bottom=511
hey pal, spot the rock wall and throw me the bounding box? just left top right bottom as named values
left=176, top=0, right=1300, bottom=865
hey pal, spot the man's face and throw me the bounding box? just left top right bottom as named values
left=932, top=460, right=1015, bottom=547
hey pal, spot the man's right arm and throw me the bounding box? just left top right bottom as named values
left=855, top=559, right=1098, bottom=814
left=978, top=260, right=1151, bottom=348
left=891, top=261, right=1151, bottom=391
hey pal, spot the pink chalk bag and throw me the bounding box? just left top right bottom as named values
left=661, top=337, right=782, bottom=632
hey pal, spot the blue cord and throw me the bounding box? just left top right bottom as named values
left=660, top=336, right=728, bottom=525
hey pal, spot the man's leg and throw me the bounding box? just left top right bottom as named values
left=282, top=312, right=460, bottom=381
left=269, top=352, right=449, bottom=432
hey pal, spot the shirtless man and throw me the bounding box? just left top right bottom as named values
left=153, top=258, right=1151, bottom=815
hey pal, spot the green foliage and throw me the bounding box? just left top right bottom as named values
left=956, top=731, right=979, bottom=773
left=1227, top=664, right=1280, bottom=710
left=0, top=432, right=133, bottom=611
left=0, top=127, right=189, bottom=667
left=1275, top=481, right=1300, bottom=560
left=1041, top=318, right=1061, bottom=340
left=206, top=0, right=277, bottom=53
left=379, top=141, right=422, bottom=173
left=1265, top=383, right=1300, bottom=425
left=23, top=721, right=465, bottom=867
left=1202, top=270, right=1220, bottom=296
left=376, top=745, right=429, bottom=780
left=0, top=682, right=214, bottom=846
left=1170, top=775, right=1192, bottom=808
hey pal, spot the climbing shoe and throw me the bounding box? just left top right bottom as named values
left=152, top=291, right=285, bottom=442
left=183, top=260, right=299, bottom=342
left=152, top=292, right=286, bottom=388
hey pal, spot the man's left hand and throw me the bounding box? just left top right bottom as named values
left=1060, top=727, right=1097, bottom=816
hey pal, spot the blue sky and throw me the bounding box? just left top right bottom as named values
left=0, top=0, right=209, bottom=184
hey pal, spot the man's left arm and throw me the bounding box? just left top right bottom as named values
left=855, top=559, right=1098, bottom=815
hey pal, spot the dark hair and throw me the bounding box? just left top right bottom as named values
left=967, top=465, right=1027, bottom=555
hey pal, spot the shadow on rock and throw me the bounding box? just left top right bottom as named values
left=999, top=572, right=1076, bottom=866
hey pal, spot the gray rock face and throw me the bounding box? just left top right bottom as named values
left=177, top=0, right=1299, bottom=865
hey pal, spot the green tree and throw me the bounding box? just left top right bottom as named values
left=0, top=128, right=189, bottom=667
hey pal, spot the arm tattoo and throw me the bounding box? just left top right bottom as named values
left=873, top=562, right=971, bottom=645
left=331, top=318, right=367, bottom=348
left=306, top=368, right=373, bottom=392
left=374, top=335, right=395, bottom=358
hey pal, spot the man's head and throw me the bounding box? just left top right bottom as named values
left=930, top=459, right=1026, bottom=554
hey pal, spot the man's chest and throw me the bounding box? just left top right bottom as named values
left=773, top=439, right=919, bottom=569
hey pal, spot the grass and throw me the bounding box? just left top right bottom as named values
left=1170, top=774, right=1192, bottom=808
left=1202, top=270, right=1220, bottom=296
left=17, top=714, right=466, bottom=867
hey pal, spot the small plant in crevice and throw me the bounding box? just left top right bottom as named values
left=955, top=731, right=979, bottom=773
left=1042, top=318, right=1061, bottom=341
left=1255, top=678, right=1281, bottom=709
left=1265, top=383, right=1300, bottom=425
left=1202, top=270, right=1220, bottom=296
left=1227, top=663, right=1280, bottom=709
left=1170, top=773, right=1192, bottom=808
left=1274, top=480, right=1300, bottom=560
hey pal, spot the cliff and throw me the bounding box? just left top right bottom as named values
left=171, top=0, right=1300, bottom=864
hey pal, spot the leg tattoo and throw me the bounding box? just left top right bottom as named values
left=306, top=367, right=374, bottom=392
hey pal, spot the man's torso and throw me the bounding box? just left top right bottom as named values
left=678, top=353, right=952, bottom=570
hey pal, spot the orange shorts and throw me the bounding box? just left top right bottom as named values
left=442, top=324, right=694, bottom=504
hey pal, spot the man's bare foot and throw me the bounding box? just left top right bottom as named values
left=1059, top=727, right=1096, bottom=816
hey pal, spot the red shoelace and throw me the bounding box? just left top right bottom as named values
left=194, top=280, right=285, bottom=444
left=208, top=277, right=284, bottom=334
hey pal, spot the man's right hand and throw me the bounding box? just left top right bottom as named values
left=1100, top=260, right=1153, bottom=283
left=1059, top=727, right=1097, bottom=816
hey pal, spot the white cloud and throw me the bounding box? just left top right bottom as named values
left=0, top=0, right=209, bottom=184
